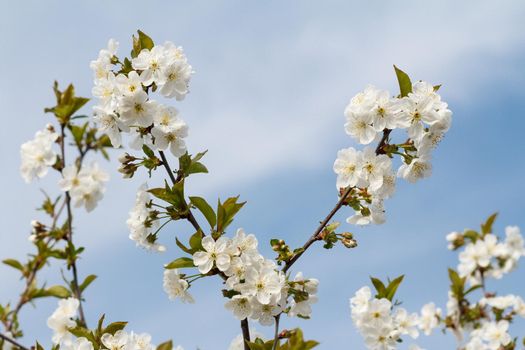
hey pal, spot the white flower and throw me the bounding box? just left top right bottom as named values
left=481, top=320, right=511, bottom=349
left=129, top=332, right=154, bottom=350
left=47, top=297, right=79, bottom=345
left=127, top=184, right=166, bottom=252
left=71, top=338, right=94, bottom=350
left=90, top=39, right=118, bottom=81
left=118, top=91, right=156, bottom=128
left=132, top=46, right=167, bottom=86
left=418, top=303, right=440, bottom=336
left=116, top=71, right=143, bottom=96
left=59, top=162, right=109, bottom=212
left=225, top=295, right=253, bottom=320
left=163, top=269, right=194, bottom=303
left=158, top=60, right=193, bottom=100
left=231, top=228, right=259, bottom=258
left=250, top=299, right=283, bottom=326
left=20, top=126, right=58, bottom=183
left=101, top=330, right=129, bottom=350
left=193, top=236, right=232, bottom=273
left=333, top=147, right=362, bottom=189
left=397, top=155, right=432, bottom=183
left=393, top=308, right=419, bottom=339
left=359, top=148, right=391, bottom=191
left=242, top=266, right=283, bottom=305
left=93, top=104, right=126, bottom=148
left=504, top=225, right=525, bottom=260
left=151, top=106, right=188, bottom=157
left=396, top=95, right=440, bottom=140
left=344, top=109, right=377, bottom=145
left=363, top=324, right=398, bottom=350
left=92, top=73, right=117, bottom=107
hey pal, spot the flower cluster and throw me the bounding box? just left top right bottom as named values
left=448, top=225, right=525, bottom=285
left=59, top=162, right=109, bottom=212
left=20, top=125, right=58, bottom=183
left=335, top=78, right=452, bottom=225
left=127, top=184, right=166, bottom=252
left=350, top=286, right=423, bottom=350
left=90, top=37, right=192, bottom=155
left=164, top=229, right=319, bottom=326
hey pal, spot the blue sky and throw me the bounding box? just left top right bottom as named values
left=1, top=1, right=524, bottom=349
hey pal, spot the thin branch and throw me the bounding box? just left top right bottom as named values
left=60, top=125, right=87, bottom=327
left=241, top=318, right=251, bottom=350
left=0, top=332, right=30, bottom=350
left=283, top=128, right=392, bottom=274
left=271, top=315, right=281, bottom=350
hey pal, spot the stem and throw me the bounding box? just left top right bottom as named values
left=283, top=128, right=392, bottom=274
left=158, top=151, right=203, bottom=233
left=241, top=318, right=251, bottom=350
left=271, top=315, right=281, bottom=350
left=0, top=332, right=30, bottom=350
left=60, top=125, right=87, bottom=327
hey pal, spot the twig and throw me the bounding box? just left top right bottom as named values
left=60, top=125, right=87, bottom=327
left=241, top=318, right=251, bottom=350
left=271, top=315, right=281, bottom=350
left=0, top=332, right=30, bottom=350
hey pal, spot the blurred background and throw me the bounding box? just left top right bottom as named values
left=1, top=1, right=524, bottom=348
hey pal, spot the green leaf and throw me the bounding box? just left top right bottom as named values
left=156, top=340, right=173, bottom=350
left=143, top=145, right=155, bottom=158
left=175, top=238, right=193, bottom=254
left=32, top=285, right=71, bottom=299
left=189, top=196, right=216, bottom=228
left=68, top=327, right=95, bottom=342
left=3, top=259, right=24, bottom=272
left=187, top=161, right=208, bottom=175
left=393, top=65, right=412, bottom=97
left=36, top=342, right=45, bottom=350
left=148, top=181, right=186, bottom=211
left=448, top=268, right=465, bottom=299
left=79, top=275, right=97, bottom=292
left=385, top=275, right=404, bottom=301
left=481, top=212, right=498, bottom=235
left=189, top=230, right=204, bottom=251
left=137, top=30, right=154, bottom=51
left=216, top=196, right=246, bottom=234
left=370, top=277, right=387, bottom=299
left=164, top=257, right=195, bottom=269
left=103, top=321, right=128, bottom=335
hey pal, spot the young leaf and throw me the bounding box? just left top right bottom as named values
left=370, top=277, right=387, bottom=299
left=481, top=212, right=498, bottom=235
left=175, top=238, right=193, bottom=254
left=156, top=340, right=173, bottom=350
left=393, top=65, right=412, bottom=97
left=385, top=275, right=404, bottom=301
left=2, top=259, right=24, bottom=273
left=189, top=230, right=204, bottom=251
left=164, top=257, right=195, bottom=269
left=189, top=196, right=216, bottom=228
left=79, top=275, right=97, bottom=292
left=137, top=30, right=154, bottom=51
left=103, top=321, right=128, bottom=335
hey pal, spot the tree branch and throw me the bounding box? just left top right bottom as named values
left=241, top=318, right=251, bottom=350
left=0, top=332, right=30, bottom=350
left=60, top=124, right=87, bottom=327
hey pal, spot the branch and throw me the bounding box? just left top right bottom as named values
left=241, top=318, right=251, bottom=350
left=283, top=128, right=391, bottom=273
left=158, top=150, right=203, bottom=233
left=271, top=315, right=281, bottom=350
left=0, top=332, right=30, bottom=350
left=60, top=125, right=87, bottom=327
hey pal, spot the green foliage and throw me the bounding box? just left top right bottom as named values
left=31, top=285, right=71, bottom=299
left=189, top=196, right=216, bottom=228
left=178, top=151, right=209, bottom=178
left=164, top=257, right=195, bottom=269
left=44, top=82, right=90, bottom=125
left=132, top=30, right=155, bottom=58
left=216, top=196, right=246, bottom=236
left=2, top=259, right=25, bottom=274
left=149, top=181, right=187, bottom=215
left=79, top=275, right=97, bottom=292
left=247, top=329, right=319, bottom=350
left=393, top=65, right=412, bottom=97
left=481, top=212, right=498, bottom=235
left=271, top=239, right=294, bottom=265
left=370, top=275, right=404, bottom=301
left=156, top=340, right=173, bottom=350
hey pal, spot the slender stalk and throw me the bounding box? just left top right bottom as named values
left=0, top=332, right=30, bottom=350
left=272, top=129, right=393, bottom=347
left=271, top=315, right=281, bottom=350
left=241, top=318, right=251, bottom=350
left=60, top=125, right=87, bottom=327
